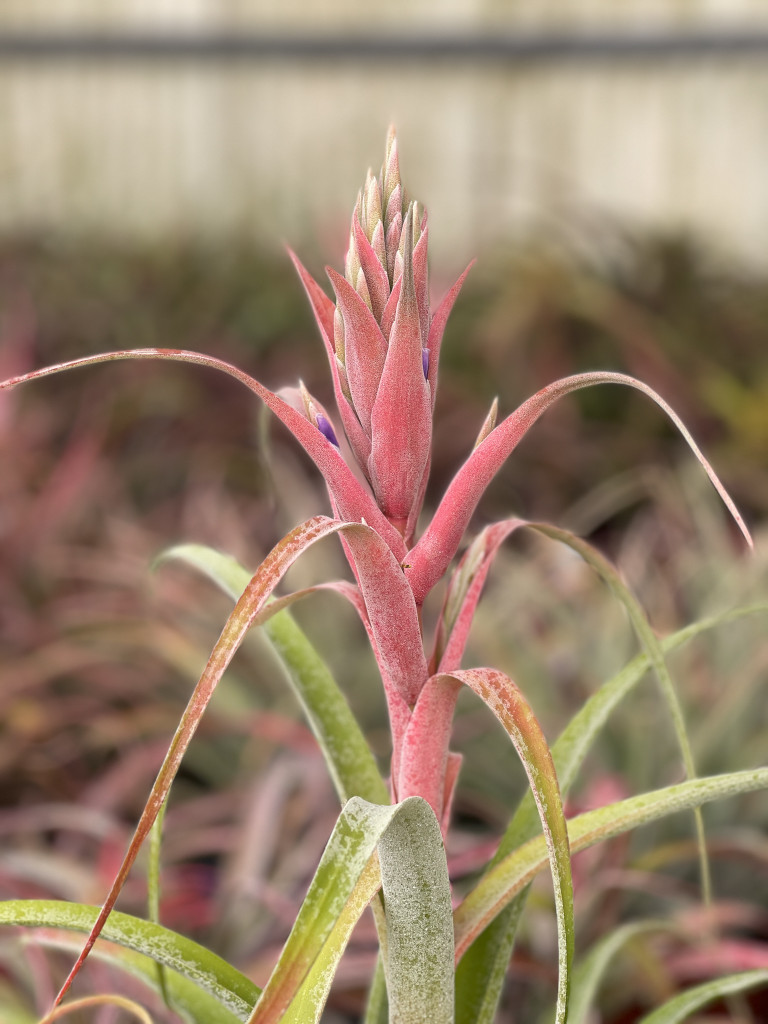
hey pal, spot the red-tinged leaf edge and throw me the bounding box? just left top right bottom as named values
left=400, top=667, right=573, bottom=1024
left=0, top=347, right=407, bottom=562
left=286, top=248, right=336, bottom=359
left=434, top=518, right=526, bottom=673
left=406, top=371, right=753, bottom=605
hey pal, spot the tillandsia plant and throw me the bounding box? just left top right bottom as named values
left=1, top=127, right=768, bottom=1024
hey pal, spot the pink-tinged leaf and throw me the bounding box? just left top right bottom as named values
left=434, top=518, right=525, bottom=672
left=385, top=212, right=403, bottom=281
left=287, top=248, right=336, bottom=361
left=289, top=251, right=373, bottom=470
left=441, top=752, right=463, bottom=835
left=48, top=515, right=344, bottom=1006
left=440, top=667, right=573, bottom=1024
left=368, top=223, right=432, bottom=524
left=353, top=213, right=391, bottom=322
left=327, top=268, right=388, bottom=437
left=397, top=674, right=462, bottom=818
left=412, top=225, right=430, bottom=342
left=341, top=524, right=428, bottom=707
left=426, top=261, right=475, bottom=407
left=0, top=347, right=406, bottom=562
left=379, top=273, right=402, bottom=342
left=370, top=218, right=387, bottom=271
left=407, top=371, right=753, bottom=604
left=49, top=514, right=423, bottom=1007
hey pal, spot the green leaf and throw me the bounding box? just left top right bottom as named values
left=530, top=523, right=709, bottom=896
left=247, top=796, right=453, bottom=1024
left=377, top=797, right=454, bottom=1024
left=276, top=856, right=383, bottom=1024
left=637, top=969, right=768, bottom=1024
left=147, top=795, right=170, bottom=1007
left=159, top=542, right=389, bottom=806
left=0, top=900, right=260, bottom=1023
left=453, top=767, right=768, bottom=957
left=454, top=600, right=767, bottom=1024
left=363, top=957, right=389, bottom=1024
left=557, top=919, right=674, bottom=1024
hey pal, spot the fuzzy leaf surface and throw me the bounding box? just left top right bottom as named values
left=248, top=796, right=453, bottom=1024
left=377, top=797, right=454, bottom=1024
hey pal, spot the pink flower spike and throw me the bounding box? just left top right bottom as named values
left=368, top=207, right=433, bottom=527
left=353, top=212, right=391, bottom=322
left=328, top=267, right=387, bottom=437
left=288, top=249, right=372, bottom=467
left=406, top=370, right=752, bottom=605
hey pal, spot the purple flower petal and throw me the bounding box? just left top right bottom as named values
left=316, top=413, right=340, bottom=447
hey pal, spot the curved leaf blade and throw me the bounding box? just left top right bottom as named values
left=638, top=969, right=768, bottom=1024
left=563, top=920, right=675, bottom=1024
left=159, top=543, right=388, bottom=805
left=406, top=371, right=752, bottom=604
left=434, top=519, right=525, bottom=673
left=0, top=899, right=259, bottom=1022
left=54, top=513, right=425, bottom=1005
left=247, top=796, right=453, bottom=1024
left=454, top=768, right=768, bottom=959
left=36, top=994, right=154, bottom=1024
left=529, top=522, right=710, bottom=896
left=454, top=598, right=767, bottom=1024
left=430, top=668, right=573, bottom=1024
left=0, top=347, right=406, bottom=559
left=377, top=796, right=454, bottom=1024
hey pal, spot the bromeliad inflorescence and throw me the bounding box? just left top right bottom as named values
left=290, top=127, right=471, bottom=543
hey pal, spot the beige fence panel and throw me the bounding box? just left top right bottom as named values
left=1, top=6, right=767, bottom=265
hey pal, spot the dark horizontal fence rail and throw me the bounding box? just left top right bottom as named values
left=0, top=29, right=768, bottom=64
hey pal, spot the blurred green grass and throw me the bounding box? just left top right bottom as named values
left=0, top=231, right=766, bottom=1021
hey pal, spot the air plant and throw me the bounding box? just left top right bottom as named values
left=1, top=128, right=767, bottom=1024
